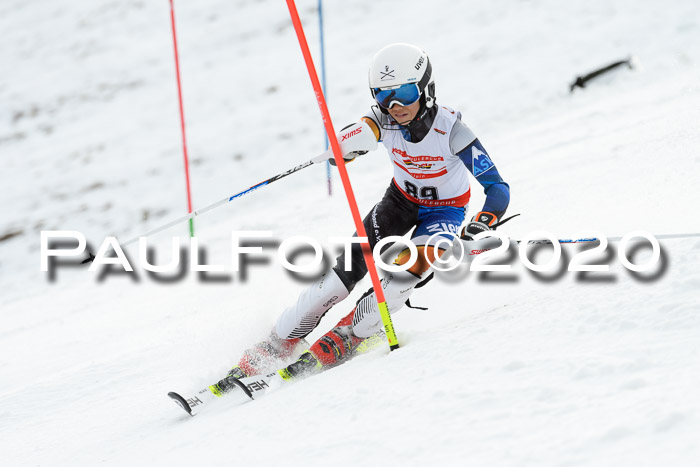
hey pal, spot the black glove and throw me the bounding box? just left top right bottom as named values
left=460, top=211, right=498, bottom=241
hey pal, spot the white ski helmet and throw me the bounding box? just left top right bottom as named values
left=368, top=43, right=435, bottom=111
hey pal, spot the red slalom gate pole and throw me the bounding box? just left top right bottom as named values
left=285, top=0, right=399, bottom=350
left=169, top=0, right=195, bottom=237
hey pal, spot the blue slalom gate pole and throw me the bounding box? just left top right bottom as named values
left=318, top=0, right=332, bottom=195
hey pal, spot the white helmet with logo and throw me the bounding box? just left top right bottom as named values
left=368, top=43, right=435, bottom=112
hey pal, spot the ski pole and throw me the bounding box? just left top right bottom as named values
left=520, top=233, right=700, bottom=245
left=462, top=232, right=700, bottom=256
left=106, top=150, right=331, bottom=250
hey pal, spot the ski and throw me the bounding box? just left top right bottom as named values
left=167, top=371, right=279, bottom=416
left=168, top=331, right=387, bottom=416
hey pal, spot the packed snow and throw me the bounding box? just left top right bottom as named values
left=1, top=0, right=699, bottom=465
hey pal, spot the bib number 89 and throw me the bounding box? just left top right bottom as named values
left=405, top=181, right=438, bottom=200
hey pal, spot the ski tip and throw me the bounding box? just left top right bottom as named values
left=229, top=377, right=255, bottom=400
left=168, top=391, right=193, bottom=416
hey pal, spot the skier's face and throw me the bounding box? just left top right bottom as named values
left=387, top=100, right=421, bottom=125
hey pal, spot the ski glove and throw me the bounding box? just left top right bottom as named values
left=329, top=120, right=378, bottom=166
left=461, top=211, right=498, bottom=241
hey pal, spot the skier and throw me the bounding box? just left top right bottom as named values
left=216, top=43, right=510, bottom=391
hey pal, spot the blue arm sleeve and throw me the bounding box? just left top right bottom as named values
left=456, top=138, right=510, bottom=219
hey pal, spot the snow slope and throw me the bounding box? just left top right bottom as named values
left=2, top=0, right=700, bottom=465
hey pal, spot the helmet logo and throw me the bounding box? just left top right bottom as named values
left=380, top=65, right=395, bottom=81
left=415, top=56, right=424, bottom=70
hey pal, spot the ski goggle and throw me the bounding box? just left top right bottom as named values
left=372, top=83, right=421, bottom=109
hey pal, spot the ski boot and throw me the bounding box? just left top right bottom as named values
left=236, top=332, right=307, bottom=377
left=211, top=332, right=307, bottom=395
left=278, top=309, right=385, bottom=381
left=278, top=350, right=323, bottom=380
